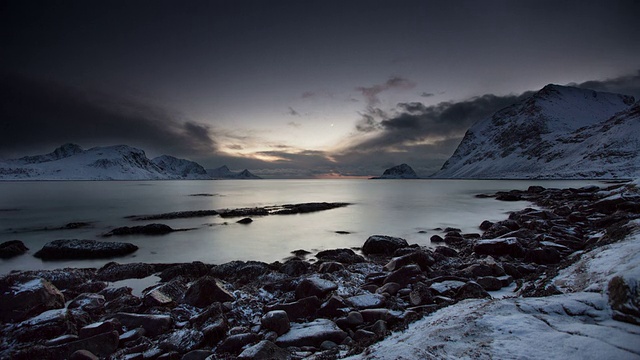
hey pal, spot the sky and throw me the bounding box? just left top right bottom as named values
left=1, top=0, right=639, bottom=178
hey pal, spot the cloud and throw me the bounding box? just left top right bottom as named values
left=287, top=121, right=302, bottom=128
left=287, top=106, right=301, bottom=116
left=356, top=76, right=416, bottom=106
left=569, top=70, right=640, bottom=99
left=0, top=73, right=217, bottom=158
left=421, top=92, right=435, bottom=98
left=301, top=91, right=316, bottom=99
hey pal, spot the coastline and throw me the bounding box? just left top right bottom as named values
left=1, top=182, right=639, bottom=359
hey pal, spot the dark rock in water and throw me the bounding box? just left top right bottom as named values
left=96, top=262, right=156, bottom=282
left=295, top=276, right=338, bottom=300
left=479, top=220, right=494, bottom=231
left=371, top=164, right=419, bottom=179
left=34, top=239, right=138, bottom=259
left=279, top=259, right=310, bottom=277
left=608, top=275, right=640, bottom=325
left=125, top=210, right=219, bottom=221
left=473, top=237, right=525, bottom=258
left=275, top=319, right=348, bottom=347
left=104, top=223, right=175, bottom=237
left=211, top=261, right=271, bottom=284
left=217, top=333, right=261, bottom=355
left=61, top=222, right=92, bottom=230
left=237, top=217, right=253, bottom=224
left=271, top=202, right=350, bottom=215
left=316, top=248, right=365, bottom=264
left=238, top=340, right=291, bottom=360
left=430, top=235, right=445, bottom=243
left=362, top=235, right=409, bottom=255
left=184, top=276, right=234, bottom=307
left=218, top=207, right=270, bottom=218
left=0, top=276, right=65, bottom=322
left=112, top=312, right=173, bottom=337
left=261, top=310, right=290, bottom=336
left=0, top=240, right=29, bottom=258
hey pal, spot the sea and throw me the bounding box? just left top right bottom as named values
left=0, top=179, right=603, bottom=276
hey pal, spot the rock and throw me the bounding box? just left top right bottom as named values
left=318, top=261, right=345, bottom=273
left=96, top=262, right=157, bottom=282
left=0, top=276, right=65, bottom=322
left=434, top=246, right=458, bottom=257
left=78, top=320, right=116, bottom=339
left=261, top=310, right=290, bottom=336
left=345, top=294, right=386, bottom=309
left=269, top=202, right=350, bottom=215
left=353, top=329, right=376, bottom=343
left=479, top=220, right=494, bottom=231
left=430, top=235, right=445, bottom=243
left=429, top=280, right=466, bottom=297
left=237, top=217, right=253, bottom=224
left=33, top=239, right=138, bottom=259
left=238, top=340, right=291, bottom=360
left=184, top=276, right=234, bottom=307
left=317, top=295, right=348, bottom=318
left=369, top=319, right=388, bottom=336
left=68, top=293, right=106, bottom=314
left=362, top=235, right=409, bottom=255
left=70, top=350, right=99, bottom=360
left=159, top=328, right=204, bottom=353
left=524, top=247, right=562, bottom=265
left=346, top=311, right=364, bottom=326
left=359, top=309, right=394, bottom=324
left=266, top=296, right=321, bottom=321
left=475, top=276, right=503, bottom=291
left=217, top=333, right=261, bottom=355
left=473, top=237, right=525, bottom=258
left=13, top=308, right=75, bottom=342
left=182, top=350, right=214, bottom=360
left=49, top=330, right=120, bottom=359
left=316, top=248, right=365, bottom=264
left=159, top=261, right=210, bottom=282
left=104, top=223, right=175, bottom=236
left=46, top=334, right=80, bottom=346
left=202, top=318, right=228, bottom=345
left=455, top=281, right=491, bottom=300
left=279, top=259, right=310, bottom=276
left=295, top=276, right=338, bottom=300
left=113, top=312, right=173, bottom=337
left=376, top=282, right=402, bottom=296
left=409, top=282, right=434, bottom=306
left=119, top=327, right=146, bottom=343
left=384, top=250, right=434, bottom=272
left=144, top=282, right=184, bottom=308
left=608, top=275, right=640, bottom=325
left=211, top=261, right=271, bottom=284
left=0, top=240, right=29, bottom=258
left=372, top=163, right=419, bottom=179
left=276, top=319, right=348, bottom=347
left=384, top=264, right=424, bottom=287
left=458, top=263, right=506, bottom=278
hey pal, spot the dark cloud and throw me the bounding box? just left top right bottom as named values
left=356, top=76, right=416, bottom=106
left=421, top=92, right=435, bottom=98
left=287, top=106, right=301, bottom=116
left=570, top=70, right=640, bottom=99
left=0, top=73, right=217, bottom=158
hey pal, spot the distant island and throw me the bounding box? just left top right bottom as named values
left=371, top=164, right=419, bottom=179
left=0, top=143, right=260, bottom=180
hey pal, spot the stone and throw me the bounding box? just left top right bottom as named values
left=434, top=246, right=458, bottom=257
left=202, top=318, right=228, bottom=345
left=317, top=295, right=348, bottom=318
left=376, top=282, right=402, bottom=296
left=238, top=340, right=291, bottom=360
left=261, top=310, right=290, bottom=336
left=430, top=235, right=445, bottom=243
left=362, top=235, right=409, bottom=255
left=159, top=261, right=210, bottom=282
left=159, top=328, right=204, bottom=353
left=345, top=294, right=386, bottom=309
left=182, top=350, right=214, bottom=360
left=524, top=247, right=562, bottom=265
left=479, top=220, right=494, bottom=231
left=608, top=275, right=640, bottom=325
left=266, top=296, right=321, bottom=321
left=319, top=261, right=345, bottom=273
left=33, top=239, right=138, bottom=259
left=104, top=223, right=175, bottom=236
left=70, top=350, right=99, bottom=360
left=475, top=276, right=503, bottom=291
left=237, top=217, right=253, bottom=224
left=119, top=328, right=146, bottom=343
left=0, top=276, right=65, bottom=322
left=113, top=313, right=173, bottom=337
left=455, top=281, right=491, bottom=300
left=0, top=240, right=28, bottom=258
left=429, top=280, right=466, bottom=297
left=384, top=264, right=424, bottom=287
left=279, top=259, right=310, bottom=276
left=79, top=320, right=116, bottom=339
left=295, top=276, right=338, bottom=300
left=46, top=334, right=80, bottom=346
left=68, top=293, right=106, bottom=314
left=409, top=282, right=434, bottom=306
left=345, top=311, right=364, bottom=326
left=217, top=333, right=261, bottom=355
left=95, top=262, right=157, bottom=282
left=184, top=276, right=234, bottom=307
left=353, top=329, right=376, bottom=343
left=316, top=248, right=365, bottom=264
left=360, top=309, right=392, bottom=324
left=473, top=237, right=525, bottom=258
left=384, top=250, right=434, bottom=272
left=49, top=330, right=120, bottom=359
left=276, top=319, right=348, bottom=348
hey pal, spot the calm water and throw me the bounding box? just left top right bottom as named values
left=0, top=179, right=602, bottom=275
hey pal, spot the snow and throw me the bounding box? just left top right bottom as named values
left=347, top=220, right=640, bottom=360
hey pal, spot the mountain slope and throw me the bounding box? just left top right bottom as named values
left=0, top=144, right=212, bottom=180
left=433, top=85, right=637, bottom=179
left=207, top=166, right=261, bottom=179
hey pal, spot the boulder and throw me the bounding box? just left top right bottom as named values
left=524, top=247, right=562, bottom=265
left=238, top=340, right=291, bottom=360
left=78, top=320, right=116, bottom=339
left=217, top=333, right=261, bottom=355
left=275, top=319, right=347, bottom=347
left=0, top=240, right=29, bottom=258
left=430, top=235, right=445, bottom=243
left=278, top=259, right=310, bottom=277
left=455, top=281, right=491, bottom=300
left=159, top=328, right=204, bottom=353
left=317, top=295, right=348, bottom=318
left=237, top=217, right=253, bottom=224
left=33, top=239, right=138, bottom=259
left=295, top=276, right=338, bottom=300
left=362, top=235, right=409, bottom=255
left=434, top=246, right=458, bottom=258
left=48, top=330, right=120, bottom=359
left=184, top=276, right=234, bottom=307
left=473, top=237, right=525, bottom=258
left=608, top=275, right=640, bottom=325
left=113, top=312, right=173, bottom=337
left=479, top=220, right=494, bottom=231
left=95, top=262, right=157, bottom=282
left=104, top=223, right=175, bottom=236
left=345, top=293, right=386, bottom=309
left=316, top=248, right=365, bottom=264
left=68, top=293, right=106, bottom=314
left=384, top=250, right=434, bottom=272
left=159, top=261, right=210, bottom=282
left=384, top=264, right=424, bottom=287
left=211, top=261, right=271, bottom=284
left=475, top=276, right=503, bottom=291
left=13, top=308, right=75, bottom=342
left=0, top=276, right=65, bottom=322
left=318, top=261, right=346, bottom=273
left=265, top=296, right=321, bottom=321
left=261, top=310, right=290, bottom=336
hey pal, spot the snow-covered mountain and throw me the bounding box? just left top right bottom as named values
left=372, top=164, right=419, bottom=179
left=0, top=144, right=211, bottom=180
left=206, top=166, right=261, bottom=179
left=433, top=84, right=638, bottom=179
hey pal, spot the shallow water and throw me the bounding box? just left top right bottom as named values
left=0, top=179, right=602, bottom=274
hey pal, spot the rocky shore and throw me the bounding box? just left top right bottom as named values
left=1, top=183, right=639, bottom=360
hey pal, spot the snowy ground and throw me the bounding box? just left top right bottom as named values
left=348, top=222, right=640, bottom=360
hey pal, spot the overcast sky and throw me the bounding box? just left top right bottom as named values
left=1, top=0, right=639, bottom=177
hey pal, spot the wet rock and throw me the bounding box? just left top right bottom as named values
left=237, top=217, right=253, bottom=224
left=430, top=235, right=444, bottom=243
left=345, top=293, right=386, bottom=309
left=473, top=237, right=525, bottom=258
left=46, top=334, right=80, bottom=346
left=49, top=330, right=120, bottom=359
left=34, top=239, right=138, bottom=259
left=362, top=235, right=409, bottom=255
left=384, top=250, right=434, bottom=272
left=376, top=282, right=402, bottom=296
left=275, top=319, right=347, bottom=348
left=266, top=296, right=321, bottom=321
left=13, top=308, right=75, bottom=342
left=119, top=327, right=146, bottom=343
left=455, top=281, right=491, bottom=300
left=608, top=275, right=640, bottom=325
left=68, top=293, right=106, bottom=316
left=211, top=260, right=271, bottom=284
left=202, top=318, right=228, bottom=345
left=353, top=329, right=376, bottom=343
left=458, top=263, right=506, bottom=278
left=96, top=262, right=157, bottom=282
left=261, top=310, right=290, bottom=335
left=126, top=210, right=219, bottom=221
left=184, top=276, right=234, bottom=307
left=70, top=350, right=99, bottom=360
left=360, top=309, right=394, bottom=324
left=104, top=223, right=175, bottom=236
left=238, top=340, right=291, bottom=360
left=429, top=280, right=466, bottom=297
left=479, top=220, right=494, bottom=231
left=0, top=276, right=65, bottom=322
left=113, top=313, right=173, bottom=337
left=475, top=276, right=503, bottom=291
left=434, top=246, right=458, bottom=257
left=182, top=350, right=214, bottom=360
left=295, top=276, right=338, bottom=300
left=409, top=282, right=434, bottom=306
left=384, top=264, right=424, bottom=287
left=269, top=202, right=350, bottom=215
left=78, top=320, right=116, bottom=339
left=318, top=261, right=345, bottom=273
left=159, top=261, right=211, bottom=282
left=159, top=328, right=204, bottom=354
left=0, top=240, right=29, bottom=258
left=217, top=333, right=261, bottom=355
left=316, top=248, right=365, bottom=264
left=524, top=247, right=562, bottom=265
left=279, top=259, right=310, bottom=277
left=143, top=281, right=186, bottom=308
left=318, top=295, right=348, bottom=318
